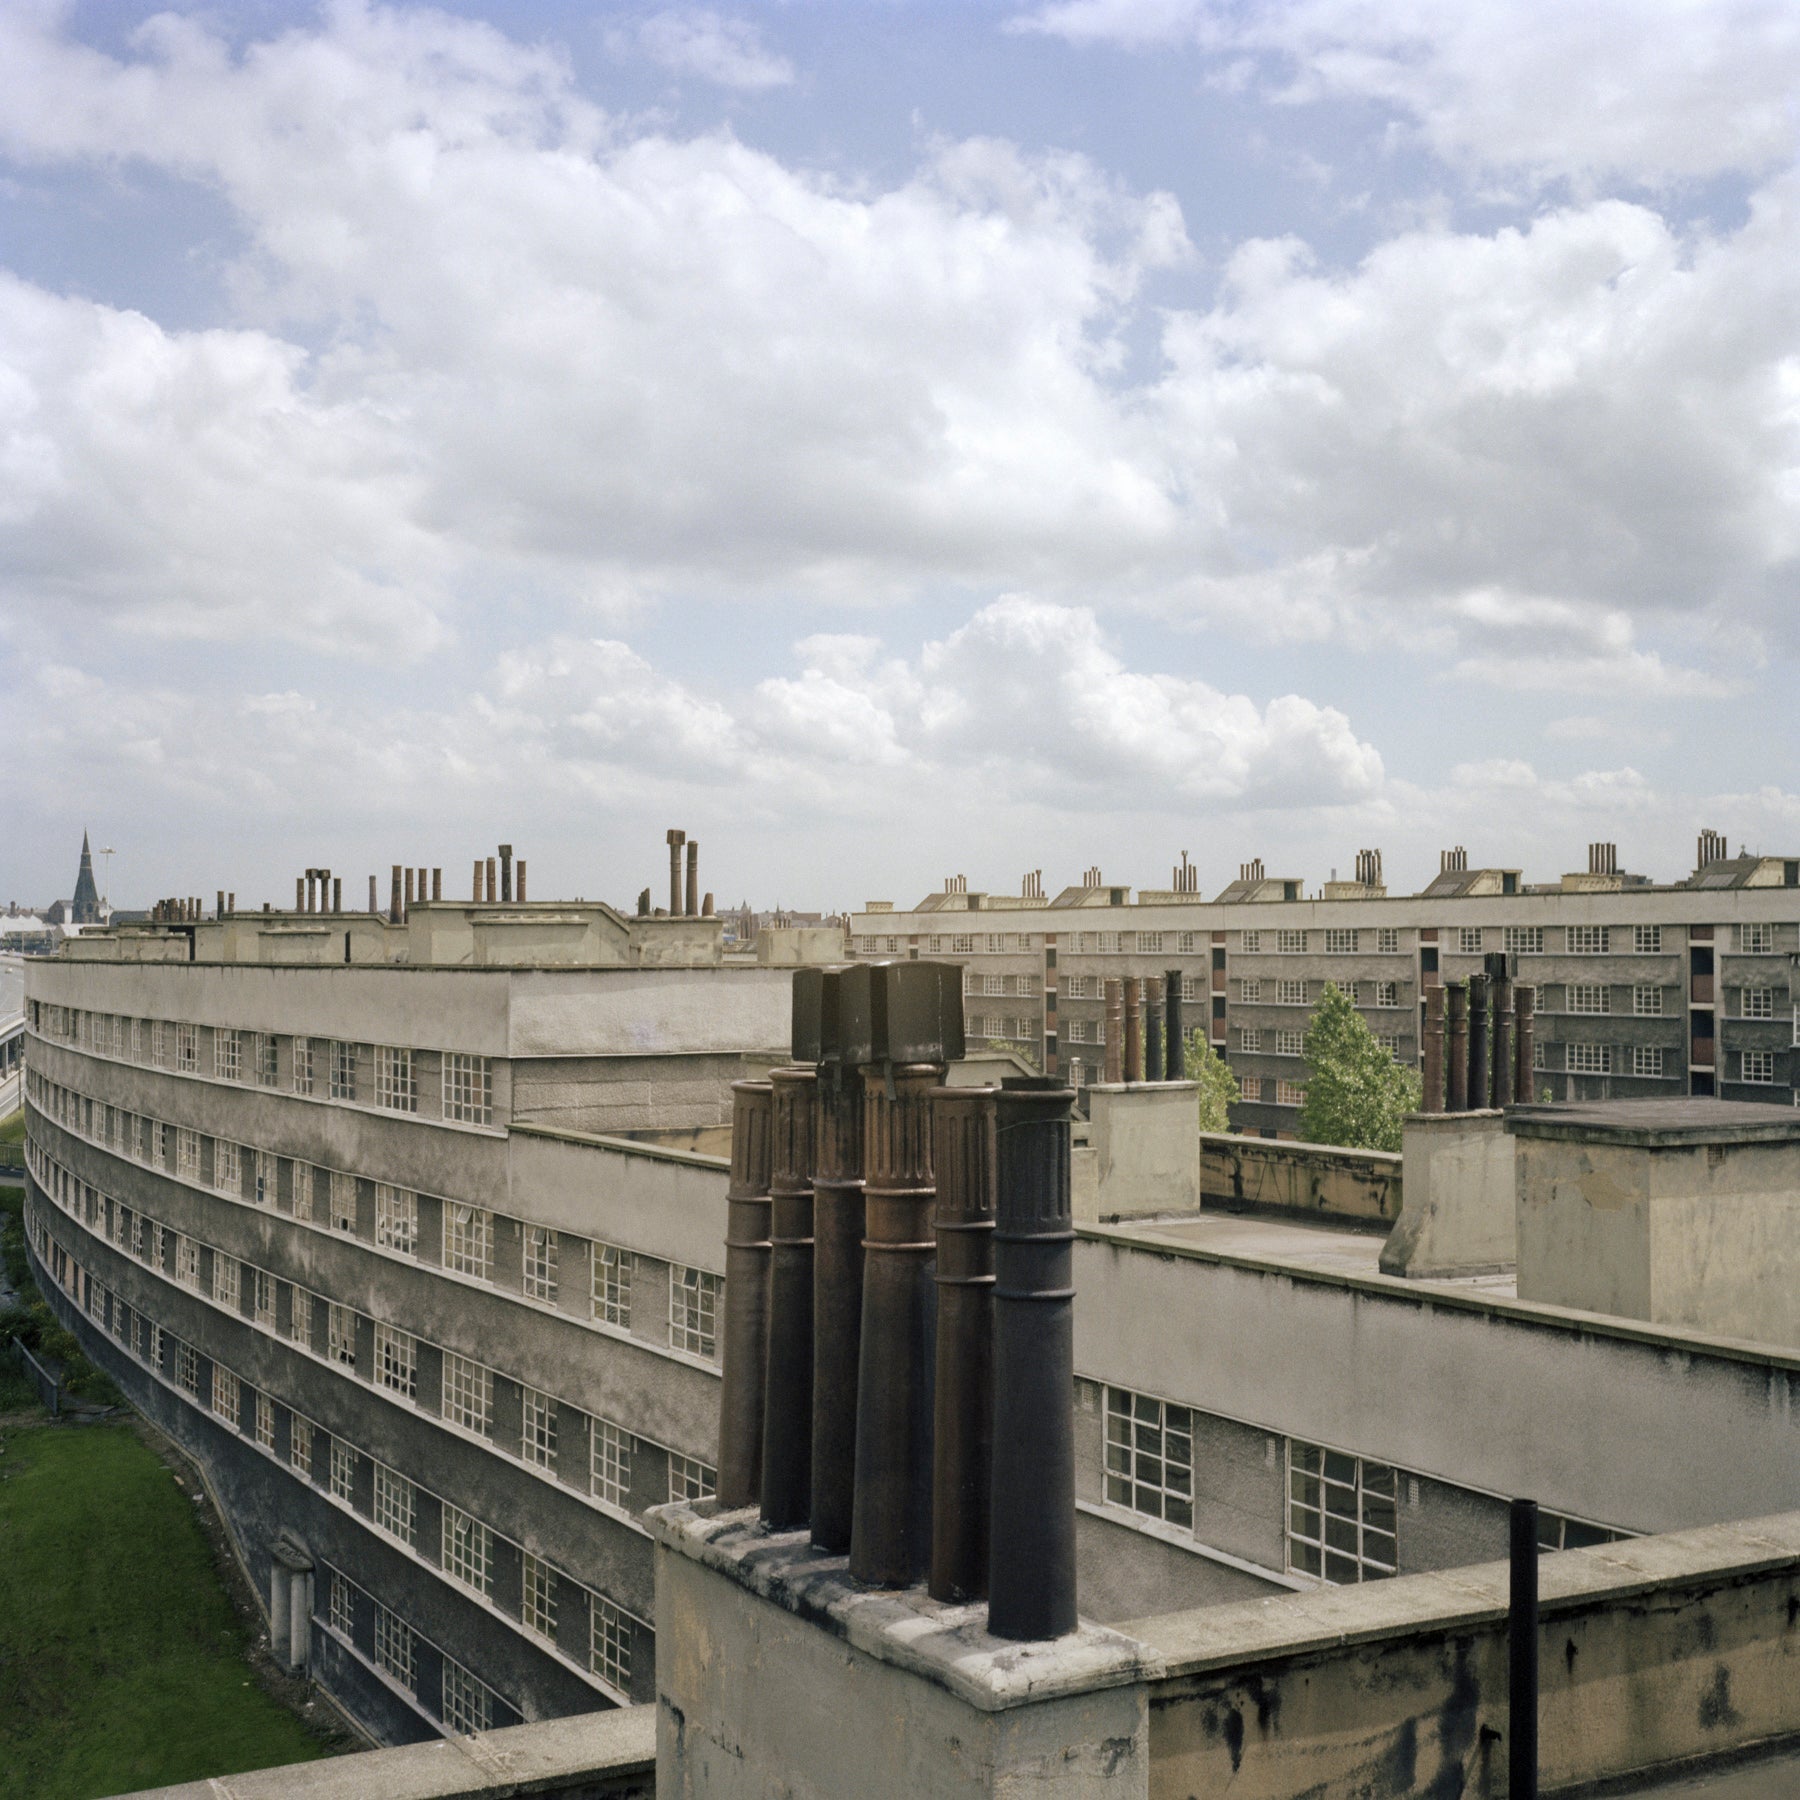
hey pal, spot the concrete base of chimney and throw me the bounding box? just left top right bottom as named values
left=1379, top=1110, right=1515, bottom=1280
left=651, top=1502, right=1151, bottom=1800
left=1073, top=1082, right=1200, bottom=1224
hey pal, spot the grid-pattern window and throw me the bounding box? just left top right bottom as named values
left=1568, top=926, right=1610, bottom=954
left=253, top=1269, right=276, bottom=1327
left=213, top=1253, right=240, bottom=1311
left=1504, top=927, right=1545, bottom=956
left=374, top=1046, right=416, bottom=1113
left=327, top=1303, right=357, bottom=1369
left=212, top=1366, right=240, bottom=1425
left=523, top=1227, right=558, bottom=1302
left=329, top=1041, right=357, bottom=1101
left=445, top=1204, right=493, bottom=1279
left=522, top=1553, right=557, bottom=1639
left=255, top=1391, right=275, bottom=1449
left=1064, top=976, right=1092, bottom=999
left=591, top=1594, right=633, bottom=1693
left=442, top=1503, right=493, bottom=1594
left=670, top=1267, right=720, bottom=1358
left=329, top=1571, right=354, bottom=1637
left=289, top=1289, right=315, bottom=1345
left=1744, top=1050, right=1777, bottom=1085
left=1377, top=929, right=1400, bottom=954
left=1376, top=1033, right=1403, bottom=1061
left=1239, top=979, right=1261, bottom=1004
left=1276, top=979, right=1306, bottom=1006
left=375, top=1606, right=416, bottom=1688
left=669, top=1453, right=716, bottom=1502
left=375, top=1324, right=417, bottom=1399
left=1241, top=931, right=1261, bottom=952
left=1744, top=987, right=1778, bottom=1019
left=1537, top=1512, right=1632, bottom=1552
left=443, top=1054, right=494, bottom=1126
left=177, top=1023, right=199, bottom=1072
left=1178, top=932, right=1198, bottom=953
left=441, top=1659, right=495, bottom=1736
left=1568, top=984, right=1610, bottom=1015
left=1139, top=932, right=1163, bottom=953
left=1633, top=985, right=1664, bottom=1015
left=522, top=1387, right=558, bottom=1471
left=443, top=1353, right=494, bottom=1435
left=214, top=1139, right=241, bottom=1195
left=1457, top=928, right=1482, bottom=954
left=1634, top=925, right=1663, bottom=954
left=1323, top=929, right=1357, bottom=955
left=1275, top=1029, right=1304, bottom=1056
left=374, top=1464, right=416, bottom=1544
left=1181, top=974, right=1201, bottom=1002
left=1631, top=1047, right=1665, bottom=1078
left=1288, top=1442, right=1397, bottom=1584
left=176, top=1235, right=201, bottom=1287
left=1064, top=1018, right=1089, bottom=1045
left=1275, top=1080, right=1305, bottom=1106
left=214, top=1029, right=242, bottom=1081
left=592, top=1419, right=631, bottom=1506
left=1277, top=930, right=1305, bottom=954
left=330, top=1440, right=357, bottom=1502
left=257, top=1035, right=278, bottom=1086
left=329, top=1170, right=357, bottom=1234
left=1240, top=1029, right=1263, bottom=1053
left=1741, top=923, right=1776, bottom=954
left=982, top=974, right=1004, bottom=997
left=1374, top=981, right=1400, bottom=1008
left=594, top=1244, right=632, bottom=1326
left=293, top=1037, right=315, bottom=1095
left=176, top=1128, right=201, bottom=1181
left=291, top=1417, right=315, bottom=1479
left=1104, top=1387, right=1192, bottom=1528
left=1569, top=1044, right=1613, bottom=1075
left=375, top=1184, right=417, bottom=1255
left=291, top=1161, right=318, bottom=1223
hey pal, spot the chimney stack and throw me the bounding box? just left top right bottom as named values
left=369, top=874, right=378, bottom=913
left=1697, top=828, right=1728, bottom=869
left=516, top=861, right=526, bottom=902
left=760, top=1065, right=817, bottom=1530
left=486, top=856, right=497, bottom=904
left=1240, top=858, right=1265, bottom=883
left=717, top=1082, right=774, bottom=1508
left=332, top=877, right=341, bottom=914
left=432, top=868, right=442, bottom=902
left=1355, top=848, right=1383, bottom=887
left=390, top=865, right=403, bottom=926
left=637, top=887, right=651, bottom=916
left=1083, top=865, right=1102, bottom=888
left=686, top=840, right=699, bottom=919
left=702, top=892, right=714, bottom=916
left=1441, top=846, right=1469, bottom=874
left=1589, top=842, right=1618, bottom=877
left=295, top=876, right=304, bottom=912
left=667, top=829, right=686, bottom=915
left=499, top=845, right=513, bottom=904
left=404, top=868, right=415, bottom=912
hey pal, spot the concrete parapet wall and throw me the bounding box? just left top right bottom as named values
left=1131, top=1510, right=1800, bottom=1799
left=1199, top=1132, right=1400, bottom=1228
left=1381, top=1111, right=1515, bottom=1278
left=113, top=1706, right=656, bottom=1799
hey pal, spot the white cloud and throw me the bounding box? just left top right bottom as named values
left=627, top=9, right=795, bottom=91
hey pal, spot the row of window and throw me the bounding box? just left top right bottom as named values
left=1238, top=1029, right=1405, bottom=1061
left=1239, top=979, right=1402, bottom=1008
left=1540, top=1044, right=1785, bottom=1084
left=1061, top=975, right=1204, bottom=1002
left=28, top=1004, right=495, bottom=1126
left=1240, top=929, right=1402, bottom=956
left=27, top=1071, right=721, bottom=1356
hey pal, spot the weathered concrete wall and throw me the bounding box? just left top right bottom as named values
left=1199, top=1132, right=1400, bottom=1227
left=1077, top=1085, right=1201, bottom=1223
left=1133, top=1510, right=1800, bottom=1800
left=116, top=1706, right=656, bottom=1799
left=510, top=1053, right=766, bottom=1135
left=1380, top=1111, right=1514, bottom=1277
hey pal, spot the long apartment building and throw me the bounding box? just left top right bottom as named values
left=21, top=890, right=788, bottom=1745
left=852, top=839, right=1800, bottom=1135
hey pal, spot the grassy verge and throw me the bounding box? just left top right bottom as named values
left=0, top=1182, right=121, bottom=1406
left=0, top=1421, right=331, bottom=1797
left=0, top=1107, right=24, bottom=1147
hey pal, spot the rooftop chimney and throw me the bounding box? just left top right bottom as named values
left=499, top=844, right=513, bottom=904
left=1442, top=846, right=1469, bottom=874
left=668, top=829, right=687, bottom=914
left=1697, top=828, right=1729, bottom=869
left=1355, top=848, right=1383, bottom=887
left=1240, top=858, right=1265, bottom=883
left=1083, top=865, right=1103, bottom=888
left=1589, top=842, right=1618, bottom=877
left=686, top=841, right=700, bottom=919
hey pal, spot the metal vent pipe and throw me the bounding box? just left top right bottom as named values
left=761, top=1066, right=817, bottom=1529
left=717, top=1081, right=774, bottom=1508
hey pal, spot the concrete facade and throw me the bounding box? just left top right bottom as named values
left=1380, top=1111, right=1514, bottom=1277
left=1200, top=1130, right=1401, bottom=1228
left=1074, top=1083, right=1201, bottom=1223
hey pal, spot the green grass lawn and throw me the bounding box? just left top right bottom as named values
left=0, top=1421, right=328, bottom=1798
left=0, top=1108, right=25, bottom=1146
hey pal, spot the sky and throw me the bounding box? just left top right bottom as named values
left=2, top=0, right=1797, bottom=913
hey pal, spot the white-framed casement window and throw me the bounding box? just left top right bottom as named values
left=176, top=1127, right=201, bottom=1182
left=213, top=1253, right=240, bottom=1311
left=987, top=933, right=1006, bottom=953
left=592, top=1418, right=631, bottom=1506
left=290, top=1160, right=318, bottom=1223
left=951, top=934, right=976, bottom=955
left=1323, top=929, right=1357, bottom=955
left=1568, top=926, right=1610, bottom=955
left=255, top=1391, right=276, bottom=1450
left=214, top=1139, right=241, bottom=1196
left=330, top=1440, right=357, bottom=1503
left=374, top=1605, right=416, bottom=1688
left=1631, top=1047, right=1665, bottom=1079
left=441, top=1659, right=497, bottom=1736
left=442, top=1503, right=493, bottom=1595
left=669, top=1452, right=716, bottom=1502
left=1377, top=928, right=1400, bottom=955
left=375, top=1184, right=417, bottom=1255
left=374, top=1046, right=417, bottom=1113
left=289, top=1288, right=316, bottom=1345
left=443, top=1352, right=494, bottom=1435
left=374, top=1324, right=417, bottom=1399
left=214, top=1029, right=242, bottom=1081
left=1743, top=1049, right=1777, bottom=1085
left=290, top=1416, right=315, bottom=1479
left=329, top=1040, right=357, bottom=1101
left=176, top=1234, right=201, bottom=1288
left=1239, top=979, right=1261, bottom=1004
left=670, top=1266, right=720, bottom=1358
left=1277, top=930, right=1306, bottom=954
left=444, top=1203, right=493, bottom=1279
left=1103, top=1386, right=1193, bottom=1529
left=293, top=1037, right=315, bottom=1095
left=329, top=1170, right=358, bottom=1234
left=1456, top=927, right=1483, bottom=954
left=1277, top=979, right=1306, bottom=1006
left=176, top=1022, right=199, bottom=1072
left=1537, top=1511, right=1633, bottom=1552
left=522, top=1553, right=557, bottom=1640
left=1376, top=1033, right=1403, bottom=1061
left=1065, top=1019, right=1090, bottom=1045
left=1634, top=925, right=1663, bottom=954
left=926, top=935, right=945, bottom=955
left=1744, top=987, right=1777, bottom=1019
left=1275, top=1080, right=1305, bottom=1106
left=1633, top=985, right=1664, bottom=1016
left=882, top=935, right=902, bottom=954
left=1140, top=932, right=1164, bottom=953
left=373, top=1463, right=416, bottom=1544
left=253, top=1269, right=276, bottom=1327
left=1237, top=1072, right=1261, bottom=1103
left=1240, top=1029, right=1263, bottom=1053
left=1240, top=931, right=1261, bottom=953
left=1181, top=974, right=1201, bottom=1002
left=1287, top=1441, right=1398, bottom=1584
left=1793, top=1004, right=1800, bottom=1048
left=327, top=1303, right=358, bottom=1369
left=982, top=973, right=1004, bottom=997
left=1178, top=932, right=1199, bottom=954
left=1275, top=1029, right=1304, bottom=1057
left=257, top=1034, right=278, bottom=1087
left=523, top=1226, right=558, bottom=1302
left=522, top=1387, right=558, bottom=1471
left=1374, top=981, right=1400, bottom=1008
left=210, top=1365, right=239, bottom=1426
left=1740, top=923, right=1776, bottom=954
left=1568, top=984, right=1610, bottom=1015
left=1063, top=976, right=1092, bottom=999
left=1098, top=932, right=1121, bottom=955
left=593, top=1244, right=632, bottom=1327
left=591, top=1594, right=633, bottom=1694
left=1569, top=1044, right=1613, bottom=1075
left=328, top=1569, right=355, bottom=1638
left=1504, top=926, right=1544, bottom=956
left=963, top=972, right=979, bottom=998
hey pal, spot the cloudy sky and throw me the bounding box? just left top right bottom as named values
left=3, top=0, right=1797, bottom=913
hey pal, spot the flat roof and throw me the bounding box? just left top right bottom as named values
left=1506, top=1098, right=1800, bottom=1148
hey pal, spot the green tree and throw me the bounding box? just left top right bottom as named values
left=1182, top=1029, right=1240, bottom=1134
left=1296, top=981, right=1422, bottom=1153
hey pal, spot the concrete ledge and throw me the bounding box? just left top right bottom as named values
left=1200, top=1131, right=1401, bottom=1230
left=649, top=1501, right=1152, bottom=1712
left=114, top=1706, right=656, bottom=1799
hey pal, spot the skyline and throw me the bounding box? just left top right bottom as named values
left=4, top=1, right=1798, bottom=909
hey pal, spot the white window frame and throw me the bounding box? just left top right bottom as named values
left=1632, top=985, right=1663, bottom=1016
left=1567, top=984, right=1611, bottom=1015
left=523, top=1226, right=558, bottom=1302
left=375, top=1184, right=417, bottom=1255
left=441, top=1503, right=493, bottom=1595
left=374, top=1323, right=417, bottom=1399
left=1104, top=1386, right=1193, bottom=1529
left=1633, top=925, right=1663, bottom=954
left=593, top=1243, right=632, bottom=1327
left=374, top=1045, right=417, bottom=1113
left=669, top=1452, right=715, bottom=1502
left=373, top=1462, right=416, bottom=1545
left=522, top=1387, right=558, bottom=1472
left=1287, top=1440, right=1398, bottom=1585
left=441, top=1659, right=497, bottom=1736
left=444, top=1203, right=493, bottom=1280
left=591, top=1593, right=632, bottom=1695
left=670, top=1266, right=720, bottom=1358
left=443, top=1352, right=494, bottom=1436
left=592, top=1418, right=631, bottom=1507
left=1568, top=926, right=1610, bottom=955
left=1743, top=1049, right=1776, bottom=1085
left=522, top=1553, right=557, bottom=1640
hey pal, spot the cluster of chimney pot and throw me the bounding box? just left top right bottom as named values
left=1097, top=972, right=1192, bottom=1085
left=715, top=961, right=1079, bottom=1643
left=1423, top=953, right=1536, bottom=1113
left=633, top=829, right=715, bottom=919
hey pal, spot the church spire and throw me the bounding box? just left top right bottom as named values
left=71, top=830, right=101, bottom=925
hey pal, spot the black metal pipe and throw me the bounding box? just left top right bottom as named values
left=1423, top=984, right=1446, bottom=1114
left=1164, top=969, right=1186, bottom=1080
left=811, top=1061, right=865, bottom=1552
left=1144, top=977, right=1165, bottom=1082
left=1515, top=986, right=1537, bottom=1106
left=988, top=1076, right=1077, bottom=1641
left=849, top=1061, right=941, bottom=1587
left=761, top=1066, right=816, bottom=1529
left=1492, top=968, right=1515, bottom=1109
left=1468, top=974, right=1490, bottom=1111
left=1447, top=983, right=1469, bottom=1113
left=929, top=1085, right=997, bottom=1603
left=1510, top=1497, right=1540, bottom=1800
left=1123, top=976, right=1143, bottom=1082
left=716, top=1080, right=774, bottom=1509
